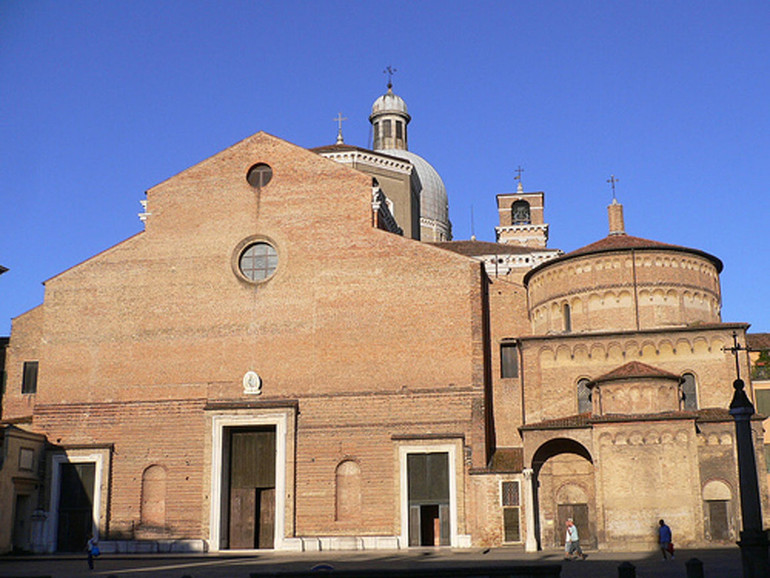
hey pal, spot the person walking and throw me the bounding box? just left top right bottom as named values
left=658, top=519, right=674, bottom=560
left=86, top=534, right=100, bottom=570
left=564, top=518, right=587, bottom=560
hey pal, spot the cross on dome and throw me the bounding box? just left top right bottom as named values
left=383, top=65, right=397, bottom=89
left=333, top=112, right=347, bottom=144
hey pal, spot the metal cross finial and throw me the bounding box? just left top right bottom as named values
left=723, top=330, right=755, bottom=382
left=333, top=112, right=348, bottom=145
left=384, top=66, right=397, bottom=88
left=334, top=112, right=347, bottom=131
left=514, top=165, right=525, bottom=183
left=607, top=175, right=619, bottom=199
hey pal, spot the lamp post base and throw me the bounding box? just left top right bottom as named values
left=737, top=529, right=769, bottom=578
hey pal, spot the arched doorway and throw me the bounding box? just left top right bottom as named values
left=531, top=438, right=595, bottom=550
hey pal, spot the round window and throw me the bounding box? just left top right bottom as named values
left=246, top=163, right=273, bottom=188
left=239, top=242, right=278, bottom=281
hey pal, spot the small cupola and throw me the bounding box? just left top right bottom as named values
left=370, top=81, right=411, bottom=151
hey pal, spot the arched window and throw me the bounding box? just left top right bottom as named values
left=141, top=465, right=167, bottom=528
left=563, top=303, right=572, bottom=332
left=577, top=379, right=592, bottom=414
left=335, top=460, right=362, bottom=521
left=681, top=373, right=698, bottom=410
left=511, top=201, right=531, bottom=225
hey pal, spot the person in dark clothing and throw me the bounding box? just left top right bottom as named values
left=658, top=519, right=674, bottom=560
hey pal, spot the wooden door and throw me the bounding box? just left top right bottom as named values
left=258, top=488, right=275, bottom=549
left=407, top=453, right=450, bottom=546
left=557, top=503, right=590, bottom=548
left=12, top=494, right=31, bottom=551
left=229, top=488, right=257, bottom=549
left=708, top=500, right=730, bottom=541
left=227, top=428, right=276, bottom=549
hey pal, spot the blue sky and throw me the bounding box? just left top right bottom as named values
left=1, top=1, right=769, bottom=335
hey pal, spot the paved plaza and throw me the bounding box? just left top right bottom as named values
left=0, top=547, right=743, bottom=578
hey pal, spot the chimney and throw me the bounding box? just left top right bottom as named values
left=608, top=198, right=625, bottom=235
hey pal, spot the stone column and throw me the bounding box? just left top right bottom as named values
left=729, top=378, right=769, bottom=578
left=523, top=468, right=538, bottom=552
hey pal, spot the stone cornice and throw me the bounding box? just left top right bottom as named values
left=319, top=150, right=413, bottom=175
left=496, top=224, right=549, bottom=233
left=515, top=322, right=751, bottom=344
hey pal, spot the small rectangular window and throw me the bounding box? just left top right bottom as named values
left=755, top=389, right=770, bottom=416
left=501, top=481, right=521, bottom=542
left=501, top=481, right=519, bottom=506
left=22, top=361, right=38, bottom=394
left=19, top=447, right=34, bottom=471
left=500, top=343, right=518, bottom=378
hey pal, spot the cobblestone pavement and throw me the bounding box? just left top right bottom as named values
left=0, top=547, right=743, bottom=578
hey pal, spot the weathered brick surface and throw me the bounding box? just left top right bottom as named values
left=2, top=130, right=764, bottom=554
left=2, top=133, right=487, bottom=548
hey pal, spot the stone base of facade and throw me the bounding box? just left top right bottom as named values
left=100, top=539, right=208, bottom=554
left=282, top=535, right=472, bottom=551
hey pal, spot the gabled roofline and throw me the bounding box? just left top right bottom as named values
left=44, top=231, right=145, bottom=285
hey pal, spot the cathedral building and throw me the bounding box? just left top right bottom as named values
left=1, top=83, right=767, bottom=555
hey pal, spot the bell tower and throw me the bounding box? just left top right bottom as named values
left=495, top=179, right=549, bottom=249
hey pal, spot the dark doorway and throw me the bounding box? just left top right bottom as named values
left=407, top=452, right=450, bottom=546
left=557, top=503, right=591, bottom=548
left=12, top=493, right=32, bottom=552
left=57, top=462, right=95, bottom=552
left=225, top=427, right=276, bottom=549
left=708, top=500, right=730, bottom=541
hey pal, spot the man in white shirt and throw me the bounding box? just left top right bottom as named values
left=564, top=518, right=587, bottom=560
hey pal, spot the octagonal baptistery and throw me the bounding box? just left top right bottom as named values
left=523, top=201, right=723, bottom=334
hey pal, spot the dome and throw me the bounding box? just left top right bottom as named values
left=370, top=86, right=410, bottom=120
left=380, top=148, right=449, bottom=225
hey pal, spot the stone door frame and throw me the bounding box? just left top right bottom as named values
left=208, top=411, right=289, bottom=551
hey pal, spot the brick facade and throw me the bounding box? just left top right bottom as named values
left=1, top=126, right=766, bottom=555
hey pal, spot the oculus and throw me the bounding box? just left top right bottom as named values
left=246, top=163, right=273, bottom=188
left=238, top=241, right=278, bottom=282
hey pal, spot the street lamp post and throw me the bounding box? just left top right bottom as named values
left=726, top=332, right=769, bottom=578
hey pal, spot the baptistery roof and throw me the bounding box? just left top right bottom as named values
left=523, top=233, right=724, bottom=286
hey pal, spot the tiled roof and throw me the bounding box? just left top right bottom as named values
left=431, top=240, right=542, bottom=256
left=695, top=407, right=765, bottom=422
left=748, top=333, right=770, bottom=350
left=311, top=143, right=361, bottom=152
left=524, top=233, right=723, bottom=285
left=488, top=447, right=524, bottom=472
left=565, top=234, right=688, bottom=258
left=590, top=411, right=695, bottom=423
left=593, top=361, right=679, bottom=383
left=576, top=234, right=724, bottom=271
left=520, top=413, right=593, bottom=430
left=520, top=407, right=762, bottom=431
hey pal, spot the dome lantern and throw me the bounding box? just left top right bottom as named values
left=370, top=82, right=410, bottom=151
